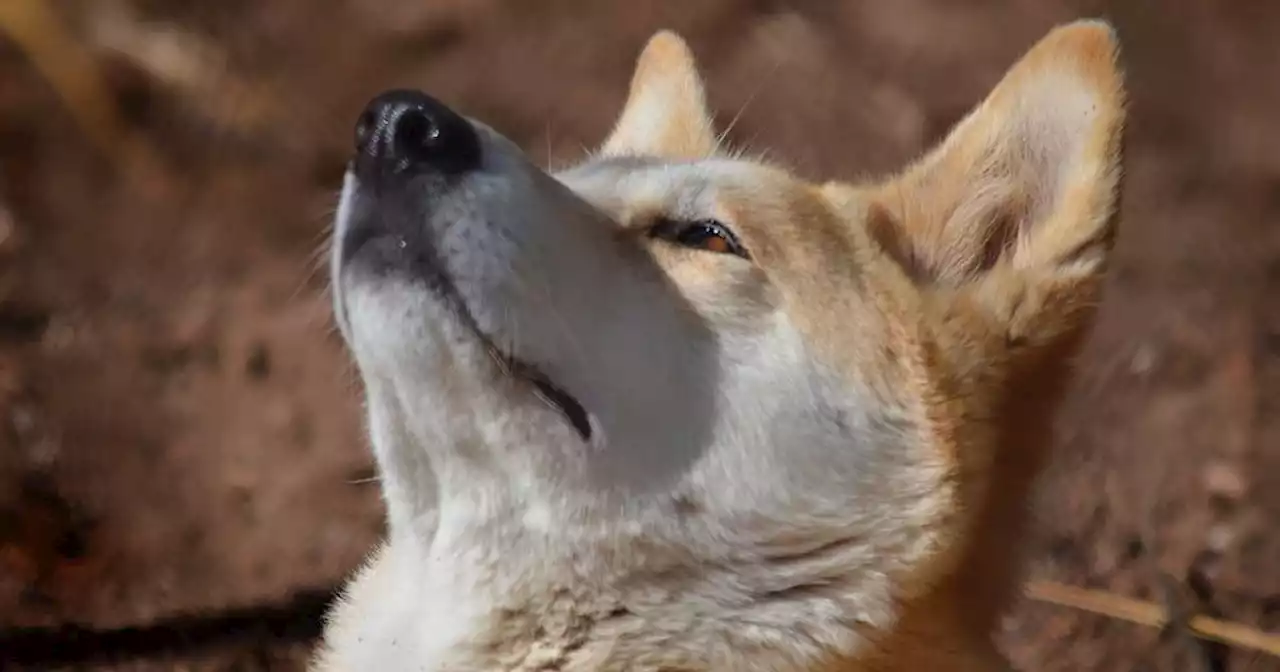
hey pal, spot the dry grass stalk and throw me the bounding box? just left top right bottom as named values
left=1026, top=579, right=1280, bottom=659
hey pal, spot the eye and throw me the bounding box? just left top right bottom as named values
left=649, top=218, right=750, bottom=259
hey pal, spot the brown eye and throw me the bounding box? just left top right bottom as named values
left=649, top=218, right=750, bottom=259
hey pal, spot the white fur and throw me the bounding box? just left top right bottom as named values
left=318, top=127, right=951, bottom=671
left=316, top=21, right=1122, bottom=670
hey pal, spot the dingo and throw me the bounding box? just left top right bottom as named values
left=318, top=20, right=1124, bottom=671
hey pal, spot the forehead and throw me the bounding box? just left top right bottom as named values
left=554, top=155, right=796, bottom=223
left=556, top=151, right=873, bottom=301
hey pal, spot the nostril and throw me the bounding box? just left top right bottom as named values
left=393, top=108, right=441, bottom=162
left=352, top=89, right=480, bottom=177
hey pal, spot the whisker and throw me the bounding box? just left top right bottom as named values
left=717, top=53, right=785, bottom=151
left=288, top=236, right=333, bottom=304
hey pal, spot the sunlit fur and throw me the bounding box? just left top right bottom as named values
left=315, top=21, right=1125, bottom=672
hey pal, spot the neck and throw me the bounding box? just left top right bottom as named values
left=317, top=537, right=1009, bottom=672
left=315, top=490, right=1007, bottom=672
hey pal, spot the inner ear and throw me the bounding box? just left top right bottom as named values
left=599, top=31, right=720, bottom=160
left=867, top=20, right=1125, bottom=292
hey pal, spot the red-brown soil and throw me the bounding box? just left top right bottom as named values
left=1, top=1, right=1278, bottom=670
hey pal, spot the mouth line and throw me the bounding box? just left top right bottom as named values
left=492, top=349, right=593, bottom=442
left=338, top=205, right=593, bottom=442
left=406, top=244, right=593, bottom=443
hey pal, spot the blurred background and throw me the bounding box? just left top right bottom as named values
left=0, top=1, right=1277, bottom=670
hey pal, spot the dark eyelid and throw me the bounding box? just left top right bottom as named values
left=647, top=217, right=681, bottom=239
left=647, top=217, right=751, bottom=260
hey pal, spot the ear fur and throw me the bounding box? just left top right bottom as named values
left=864, top=20, right=1125, bottom=346
left=600, top=31, right=720, bottom=160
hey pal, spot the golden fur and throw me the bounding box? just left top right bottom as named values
left=318, top=20, right=1125, bottom=671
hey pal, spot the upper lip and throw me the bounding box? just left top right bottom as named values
left=457, top=296, right=592, bottom=441
left=377, top=234, right=593, bottom=441
left=337, top=185, right=592, bottom=441
left=491, top=349, right=592, bottom=442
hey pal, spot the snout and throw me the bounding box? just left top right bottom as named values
left=331, top=89, right=722, bottom=487
left=335, top=89, right=489, bottom=274
left=352, top=89, right=481, bottom=182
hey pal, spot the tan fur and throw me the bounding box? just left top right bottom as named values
left=318, top=20, right=1125, bottom=672
left=600, top=30, right=721, bottom=160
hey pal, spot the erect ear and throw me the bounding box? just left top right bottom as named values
left=863, top=20, right=1125, bottom=346
left=599, top=31, right=720, bottom=160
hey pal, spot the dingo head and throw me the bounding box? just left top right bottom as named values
left=324, top=20, right=1124, bottom=672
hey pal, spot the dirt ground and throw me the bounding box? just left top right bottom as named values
left=1, top=1, right=1278, bottom=670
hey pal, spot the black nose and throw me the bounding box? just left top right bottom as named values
left=353, top=89, right=480, bottom=177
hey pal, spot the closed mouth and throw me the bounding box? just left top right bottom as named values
left=494, top=351, right=593, bottom=442
left=407, top=245, right=593, bottom=442
left=338, top=197, right=592, bottom=442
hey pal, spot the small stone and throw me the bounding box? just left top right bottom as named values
left=40, top=315, right=76, bottom=352
left=10, top=404, right=36, bottom=439
left=1205, top=522, right=1235, bottom=553
left=1129, top=342, right=1157, bottom=375
left=1203, top=460, right=1246, bottom=500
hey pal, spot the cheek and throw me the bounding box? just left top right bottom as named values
left=652, top=254, right=777, bottom=332
left=657, top=250, right=723, bottom=293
